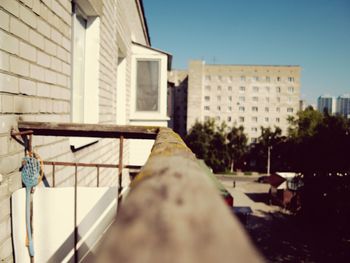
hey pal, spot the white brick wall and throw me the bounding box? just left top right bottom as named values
left=0, top=0, right=150, bottom=260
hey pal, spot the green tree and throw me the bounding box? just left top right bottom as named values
left=227, top=126, right=248, bottom=171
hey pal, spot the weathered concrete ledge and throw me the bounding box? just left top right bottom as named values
left=96, top=128, right=264, bottom=263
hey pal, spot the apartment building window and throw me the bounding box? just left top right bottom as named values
left=252, top=106, right=258, bottom=112
left=239, top=106, right=245, bottom=112
left=239, top=96, right=245, bottom=102
left=253, top=86, right=259, bottom=92
left=136, top=60, right=160, bottom=111
left=265, top=107, right=269, bottom=112
left=239, top=86, right=246, bottom=92
left=217, top=106, right=221, bottom=111
left=72, top=6, right=100, bottom=123
left=204, top=106, right=210, bottom=111
left=241, top=76, right=246, bottom=81
left=265, top=86, right=270, bottom=92
left=239, top=116, right=245, bottom=122
left=205, top=75, right=211, bottom=81
left=277, top=97, right=281, bottom=102
left=276, top=107, right=280, bottom=112
left=265, top=117, right=269, bottom=122
left=252, top=116, right=258, bottom=122
left=266, top=76, right=271, bottom=82
left=205, top=85, right=211, bottom=91
left=217, top=95, right=221, bottom=101
left=288, top=87, right=294, bottom=93
left=287, top=107, right=294, bottom=113
left=227, top=116, right=232, bottom=122
left=228, top=96, right=232, bottom=102
left=276, top=87, right=281, bottom=93
left=288, top=77, right=294, bottom=82
left=252, top=96, right=259, bottom=102
left=276, top=117, right=280, bottom=123
left=288, top=97, right=292, bottom=103
left=254, top=76, right=259, bottom=81
left=277, top=77, right=281, bottom=82
left=204, top=96, right=210, bottom=101
left=251, top=127, right=258, bottom=132
left=266, top=97, right=270, bottom=102
left=218, top=75, right=222, bottom=81
left=229, top=76, right=233, bottom=82
left=204, top=116, right=210, bottom=121
left=228, top=86, right=232, bottom=91
left=217, top=85, right=222, bottom=91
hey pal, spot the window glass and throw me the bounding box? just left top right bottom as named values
left=136, top=60, right=159, bottom=111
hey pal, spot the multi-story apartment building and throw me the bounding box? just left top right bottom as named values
left=168, top=70, right=188, bottom=137
left=317, top=95, right=335, bottom=114
left=186, top=60, right=301, bottom=142
left=336, top=94, right=350, bottom=118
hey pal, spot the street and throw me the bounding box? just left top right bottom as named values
left=217, top=175, right=350, bottom=263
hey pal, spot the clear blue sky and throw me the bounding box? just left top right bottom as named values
left=143, top=0, right=350, bottom=104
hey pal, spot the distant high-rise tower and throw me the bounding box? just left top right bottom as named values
left=317, top=95, right=335, bottom=114
left=336, top=94, right=350, bottom=118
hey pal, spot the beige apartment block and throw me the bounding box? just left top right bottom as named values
left=186, top=60, right=301, bottom=142
left=0, top=0, right=171, bottom=261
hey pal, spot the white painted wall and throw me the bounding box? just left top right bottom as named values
left=12, top=187, right=117, bottom=262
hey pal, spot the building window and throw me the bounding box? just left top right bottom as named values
left=217, top=85, right=222, bottom=91
left=217, top=106, right=221, bottom=111
left=253, top=86, right=259, bottom=92
left=239, top=116, right=244, bottom=122
left=229, top=76, right=233, bottom=82
left=276, top=107, right=280, bottom=112
left=288, top=97, right=292, bottom=103
left=72, top=7, right=100, bottom=123
left=241, top=76, right=246, bottom=81
left=239, top=96, right=245, bottom=102
left=265, top=117, right=269, bottom=122
left=254, top=76, right=259, bottom=81
left=252, top=116, right=258, bottom=122
left=251, top=138, right=258, bottom=143
left=252, top=96, right=258, bottom=102
left=276, top=117, right=280, bottom=123
left=204, top=96, right=210, bottom=101
left=266, top=76, right=270, bottom=82
left=216, top=116, right=220, bottom=121
left=239, top=86, right=246, bottom=92
left=239, top=106, right=245, bottom=112
left=227, top=116, right=232, bottom=122
left=228, top=96, right=232, bottom=101
left=288, top=87, right=294, bottom=93
left=276, top=87, right=281, bottom=93
left=204, top=116, right=210, bottom=121
left=251, top=127, right=258, bottom=132
left=217, top=95, right=221, bottom=101
left=218, top=75, right=222, bottom=81
left=265, top=86, right=270, bottom=92
left=228, top=106, right=232, bottom=111
left=277, top=77, right=281, bottom=82
left=205, top=75, right=211, bottom=81
left=204, top=106, right=210, bottom=111
left=287, top=107, right=294, bottom=113
left=277, top=97, right=281, bottom=103
left=136, top=60, right=160, bottom=111
left=205, top=85, right=211, bottom=91
left=228, top=86, right=232, bottom=91
left=266, top=97, right=270, bottom=102
left=252, top=106, right=258, bottom=112
left=288, top=77, right=294, bottom=82
left=265, top=107, right=269, bottom=112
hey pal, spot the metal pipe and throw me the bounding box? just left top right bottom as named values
left=74, top=164, right=78, bottom=263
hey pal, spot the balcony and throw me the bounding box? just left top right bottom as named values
left=11, top=121, right=263, bottom=263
